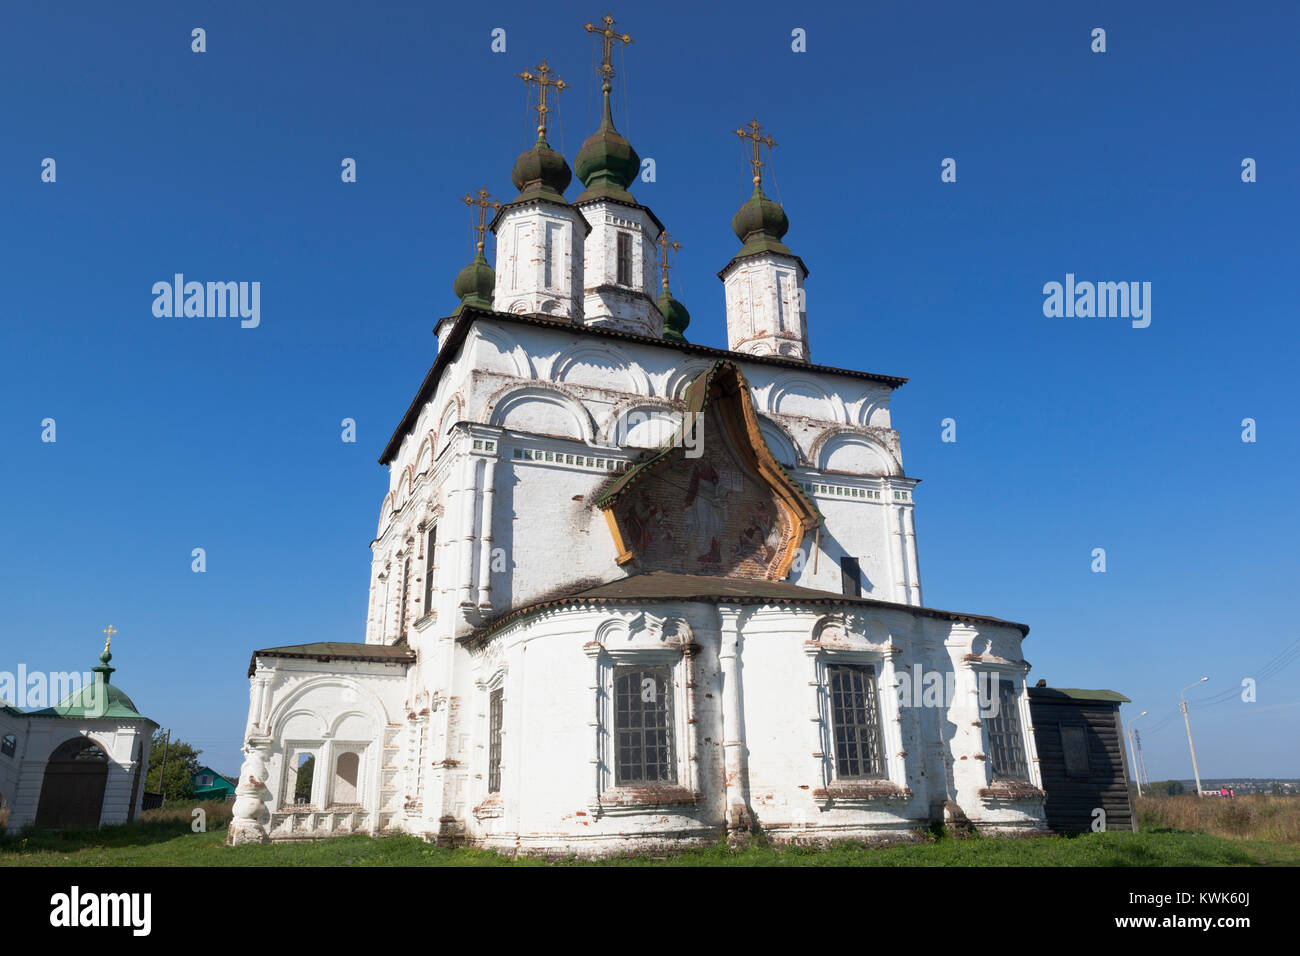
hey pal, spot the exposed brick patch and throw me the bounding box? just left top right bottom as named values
left=601, top=786, right=701, bottom=807
left=978, top=782, right=1046, bottom=801
left=813, top=782, right=913, bottom=802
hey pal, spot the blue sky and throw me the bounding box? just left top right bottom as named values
left=1, top=1, right=1296, bottom=780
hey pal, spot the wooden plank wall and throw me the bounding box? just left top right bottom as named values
left=1029, top=695, right=1137, bottom=833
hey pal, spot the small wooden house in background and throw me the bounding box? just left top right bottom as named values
left=192, top=766, right=238, bottom=802
left=1028, top=684, right=1137, bottom=834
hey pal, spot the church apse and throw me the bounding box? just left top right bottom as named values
left=595, top=361, right=820, bottom=581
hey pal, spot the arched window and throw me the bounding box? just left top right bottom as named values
left=487, top=689, right=503, bottom=794
left=291, top=752, right=315, bottom=805
left=334, top=752, right=360, bottom=805
left=50, top=737, right=108, bottom=762
left=616, top=232, right=632, bottom=286
left=423, top=524, right=438, bottom=612
left=399, top=556, right=412, bottom=639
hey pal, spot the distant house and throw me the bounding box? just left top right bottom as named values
left=193, top=767, right=238, bottom=802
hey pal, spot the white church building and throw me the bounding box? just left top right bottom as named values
left=228, top=20, right=1049, bottom=854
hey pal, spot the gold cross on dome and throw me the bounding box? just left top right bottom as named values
left=735, top=118, right=777, bottom=186
left=657, top=231, right=682, bottom=291
left=516, top=59, right=569, bottom=138
left=102, top=624, right=117, bottom=651
left=584, top=13, right=632, bottom=80
left=462, top=187, right=499, bottom=251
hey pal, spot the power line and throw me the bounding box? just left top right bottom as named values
left=1139, top=636, right=1300, bottom=735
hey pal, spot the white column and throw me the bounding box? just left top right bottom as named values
left=716, top=605, right=751, bottom=837
left=476, top=456, right=496, bottom=608
left=584, top=642, right=603, bottom=812
left=457, top=452, right=478, bottom=608
left=887, top=496, right=909, bottom=604
left=681, top=642, right=699, bottom=795
left=228, top=743, right=273, bottom=846
left=377, top=570, right=391, bottom=642
left=902, top=504, right=922, bottom=605
left=249, top=672, right=269, bottom=735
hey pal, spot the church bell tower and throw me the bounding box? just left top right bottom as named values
left=571, top=14, right=668, bottom=338
left=491, top=60, right=588, bottom=319
left=720, top=120, right=810, bottom=361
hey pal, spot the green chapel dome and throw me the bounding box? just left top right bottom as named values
left=657, top=284, right=690, bottom=343
left=731, top=182, right=792, bottom=256
left=574, top=82, right=640, bottom=204
left=511, top=133, right=572, bottom=204
left=453, top=249, right=495, bottom=314
left=28, top=632, right=152, bottom=721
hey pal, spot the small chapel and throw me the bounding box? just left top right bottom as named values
left=228, top=15, right=1053, bottom=853
left=1, top=630, right=156, bottom=832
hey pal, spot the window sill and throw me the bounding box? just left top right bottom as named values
left=598, top=786, right=701, bottom=814
left=978, top=781, right=1045, bottom=803
left=812, top=781, right=913, bottom=808
left=473, top=794, right=504, bottom=819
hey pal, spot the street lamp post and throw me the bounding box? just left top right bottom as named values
left=1127, top=710, right=1148, bottom=797
left=1180, top=677, right=1209, bottom=796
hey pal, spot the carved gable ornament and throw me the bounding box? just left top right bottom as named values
left=594, top=361, right=821, bottom=580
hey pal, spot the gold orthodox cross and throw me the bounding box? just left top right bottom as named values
left=462, top=187, right=499, bottom=251
left=657, top=231, right=682, bottom=291
left=584, top=13, right=632, bottom=79
left=735, top=118, right=777, bottom=186
left=516, top=60, right=568, bottom=138
left=102, top=624, right=117, bottom=651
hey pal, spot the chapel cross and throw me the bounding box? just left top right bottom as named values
left=735, top=118, right=777, bottom=186
left=516, top=60, right=568, bottom=138
left=462, top=186, right=500, bottom=252
left=584, top=13, right=632, bottom=80
left=102, top=624, right=117, bottom=651
left=657, top=231, right=682, bottom=292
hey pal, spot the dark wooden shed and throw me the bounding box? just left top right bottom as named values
left=1028, top=684, right=1137, bottom=834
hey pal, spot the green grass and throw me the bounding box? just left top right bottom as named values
left=3, top=821, right=1298, bottom=866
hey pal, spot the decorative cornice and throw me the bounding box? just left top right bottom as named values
left=396, top=309, right=908, bottom=466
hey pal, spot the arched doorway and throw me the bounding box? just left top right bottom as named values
left=35, top=737, right=109, bottom=828
left=333, top=751, right=359, bottom=805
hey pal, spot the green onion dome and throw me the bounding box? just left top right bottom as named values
left=574, top=82, right=640, bottom=204
left=453, top=249, right=495, bottom=313
left=657, top=283, right=690, bottom=343
left=731, top=182, right=791, bottom=256
left=511, top=132, right=572, bottom=204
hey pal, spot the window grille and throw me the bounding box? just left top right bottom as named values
left=616, top=232, right=632, bottom=286
left=423, top=525, right=437, bottom=611
left=987, top=679, right=1029, bottom=780
left=613, top=666, right=675, bottom=785
left=399, top=557, right=411, bottom=638
left=488, top=687, right=503, bottom=793
left=827, top=663, right=885, bottom=778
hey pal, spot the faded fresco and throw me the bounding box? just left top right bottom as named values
left=612, top=408, right=795, bottom=579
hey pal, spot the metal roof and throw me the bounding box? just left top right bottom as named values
left=466, top=570, right=1031, bottom=642
left=248, top=641, right=416, bottom=676
left=1028, top=686, right=1131, bottom=704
